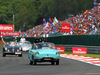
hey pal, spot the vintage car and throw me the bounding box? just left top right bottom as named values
left=3, top=41, right=22, bottom=57
left=28, top=42, right=60, bottom=65
left=17, top=41, right=32, bottom=51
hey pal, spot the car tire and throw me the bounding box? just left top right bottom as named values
left=56, top=60, right=59, bottom=65
left=30, top=60, right=33, bottom=65
left=51, top=61, right=55, bottom=65
left=2, top=54, right=6, bottom=57
left=34, top=60, right=37, bottom=65
left=18, top=54, right=22, bottom=57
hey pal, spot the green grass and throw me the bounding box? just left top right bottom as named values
left=61, top=51, right=100, bottom=59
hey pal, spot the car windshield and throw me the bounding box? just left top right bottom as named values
left=34, top=43, right=55, bottom=49
left=6, top=41, right=17, bottom=46
left=18, top=41, right=30, bottom=45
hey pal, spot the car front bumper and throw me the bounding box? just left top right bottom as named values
left=35, top=57, right=59, bottom=62
left=4, top=51, right=22, bottom=55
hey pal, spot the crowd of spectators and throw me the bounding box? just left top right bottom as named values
left=21, top=4, right=100, bottom=37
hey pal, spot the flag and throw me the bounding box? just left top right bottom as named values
left=48, top=18, right=56, bottom=33
left=19, top=29, right=21, bottom=33
left=23, top=23, right=25, bottom=27
left=43, top=18, right=47, bottom=28
left=94, top=0, right=97, bottom=8
left=54, top=17, right=59, bottom=24
left=43, top=18, right=47, bottom=34
left=18, top=29, right=21, bottom=36
left=45, top=22, right=50, bottom=28
left=43, top=18, right=46, bottom=24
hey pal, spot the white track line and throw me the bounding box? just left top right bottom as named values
left=60, top=54, right=100, bottom=67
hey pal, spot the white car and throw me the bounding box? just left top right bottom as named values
left=17, top=41, right=32, bottom=51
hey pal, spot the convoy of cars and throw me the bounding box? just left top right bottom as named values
left=1, top=41, right=60, bottom=65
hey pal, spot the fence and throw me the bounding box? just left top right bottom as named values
left=47, top=35, right=100, bottom=46
left=0, top=35, right=100, bottom=54
left=0, top=35, right=100, bottom=46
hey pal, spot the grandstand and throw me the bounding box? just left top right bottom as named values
left=23, top=3, right=100, bottom=37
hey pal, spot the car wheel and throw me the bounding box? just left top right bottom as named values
left=30, top=60, right=33, bottom=65
left=56, top=60, right=59, bottom=65
left=2, top=54, right=6, bottom=57
left=51, top=61, right=55, bottom=65
left=18, top=54, right=22, bottom=57
left=34, top=59, right=37, bottom=65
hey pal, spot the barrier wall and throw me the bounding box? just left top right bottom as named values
left=0, top=35, right=100, bottom=46
left=47, top=35, right=100, bottom=46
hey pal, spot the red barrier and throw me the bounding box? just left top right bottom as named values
left=0, top=25, right=14, bottom=32
left=55, top=47, right=65, bottom=52
left=61, top=23, right=70, bottom=32
left=0, top=32, right=20, bottom=36
left=72, top=47, right=87, bottom=54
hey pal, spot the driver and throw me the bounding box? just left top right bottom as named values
left=48, top=44, right=55, bottom=49
left=35, top=44, right=42, bottom=49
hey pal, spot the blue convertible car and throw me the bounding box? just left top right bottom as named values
left=3, top=41, right=22, bottom=57
left=28, top=42, right=60, bottom=65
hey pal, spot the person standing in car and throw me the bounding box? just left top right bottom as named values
left=34, top=33, right=44, bottom=44
left=20, top=36, right=26, bottom=43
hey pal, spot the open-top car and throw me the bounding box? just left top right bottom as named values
left=17, top=41, right=32, bottom=51
left=28, top=42, right=60, bottom=65
left=3, top=41, right=22, bottom=57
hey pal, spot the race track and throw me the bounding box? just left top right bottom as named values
left=0, top=49, right=100, bottom=75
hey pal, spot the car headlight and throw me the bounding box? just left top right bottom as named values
left=8, top=50, right=10, bottom=52
left=35, top=52, right=39, bottom=55
left=19, top=47, right=21, bottom=50
left=5, top=47, right=7, bottom=50
left=17, top=50, right=19, bottom=51
left=56, top=52, right=60, bottom=55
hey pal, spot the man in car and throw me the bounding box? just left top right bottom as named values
left=20, top=36, right=26, bottom=43
left=34, top=33, right=44, bottom=44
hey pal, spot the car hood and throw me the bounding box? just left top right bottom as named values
left=33, top=49, right=59, bottom=54
left=21, top=44, right=31, bottom=47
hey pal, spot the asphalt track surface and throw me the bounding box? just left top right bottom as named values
left=0, top=49, right=100, bottom=75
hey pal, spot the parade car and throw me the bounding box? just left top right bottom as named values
left=17, top=41, right=32, bottom=51
left=28, top=42, right=60, bottom=65
left=3, top=41, right=22, bottom=57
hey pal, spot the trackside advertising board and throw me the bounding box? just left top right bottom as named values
left=72, top=47, right=87, bottom=54
left=55, top=47, right=65, bottom=52
left=0, top=32, right=20, bottom=36
left=61, top=23, right=70, bottom=32
left=0, top=25, right=14, bottom=32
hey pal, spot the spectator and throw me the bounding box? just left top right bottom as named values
left=1, top=37, right=5, bottom=50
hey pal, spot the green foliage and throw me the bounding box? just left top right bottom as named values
left=0, top=0, right=96, bottom=31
